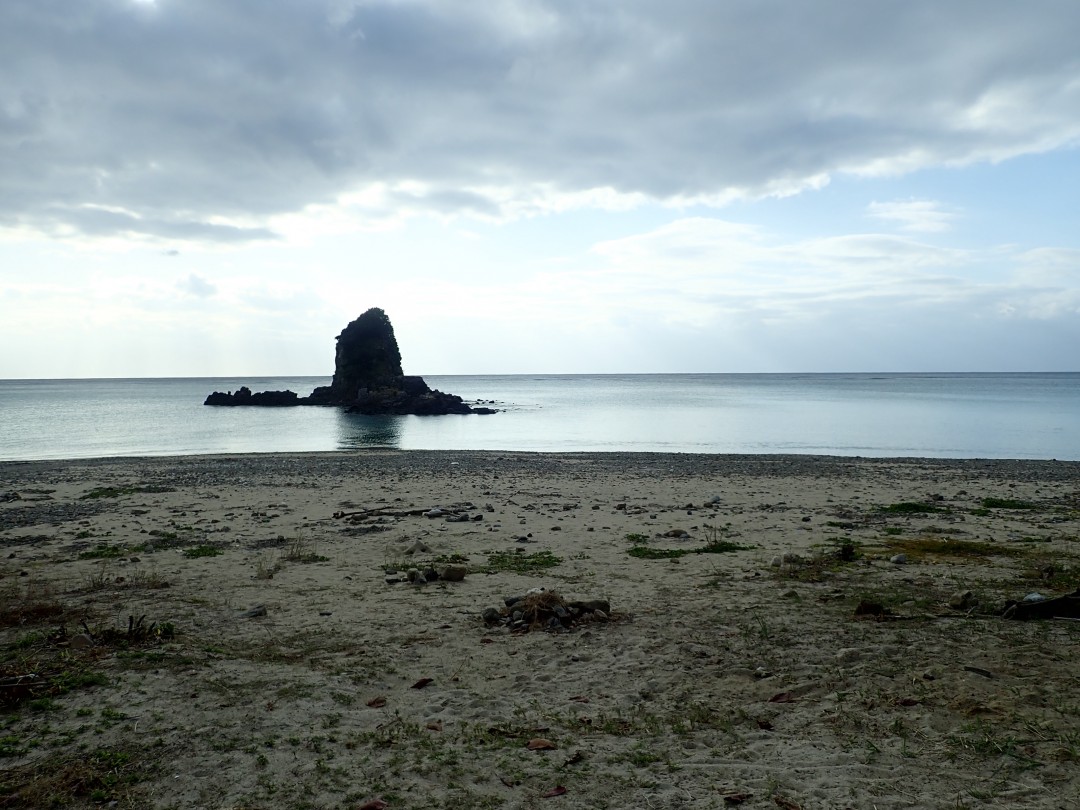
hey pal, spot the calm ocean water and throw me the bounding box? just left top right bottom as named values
left=1, top=373, right=1079, bottom=461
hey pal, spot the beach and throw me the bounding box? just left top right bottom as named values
left=1, top=451, right=1078, bottom=809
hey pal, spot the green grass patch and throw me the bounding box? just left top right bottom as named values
left=880, top=502, right=943, bottom=515
left=884, top=536, right=1029, bottom=561
left=78, top=543, right=139, bottom=560
left=0, top=745, right=149, bottom=806
left=183, top=545, right=223, bottom=559
left=980, top=497, right=1037, bottom=510
left=0, top=735, right=26, bottom=759
left=79, top=484, right=174, bottom=500
left=624, top=533, right=650, bottom=544
left=628, top=539, right=747, bottom=560
left=480, top=550, right=561, bottom=574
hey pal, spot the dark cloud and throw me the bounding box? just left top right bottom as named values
left=3, top=0, right=1079, bottom=240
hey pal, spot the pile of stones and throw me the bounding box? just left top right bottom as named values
left=384, top=563, right=467, bottom=585
left=481, top=589, right=612, bottom=633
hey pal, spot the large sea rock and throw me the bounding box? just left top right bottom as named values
left=204, top=308, right=496, bottom=415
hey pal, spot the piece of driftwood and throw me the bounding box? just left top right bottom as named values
left=333, top=507, right=427, bottom=520
left=1002, top=588, right=1080, bottom=620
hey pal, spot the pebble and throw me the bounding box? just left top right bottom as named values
left=948, top=590, right=976, bottom=610
left=481, top=607, right=501, bottom=623
left=70, top=633, right=95, bottom=651
left=890, top=554, right=907, bottom=565
left=439, top=565, right=467, bottom=582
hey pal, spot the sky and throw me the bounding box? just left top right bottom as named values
left=2, top=0, right=1080, bottom=378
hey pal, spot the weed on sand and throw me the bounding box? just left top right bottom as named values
left=79, top=484, right=174, bottom=500
left=882, top=536, right=1030, bottom=562
left=0, top=744, right=152, bottom=807
left=479, top=550, right=561, bottom=574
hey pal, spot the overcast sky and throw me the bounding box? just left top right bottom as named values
left=3, top=0, right=1079, bottom=378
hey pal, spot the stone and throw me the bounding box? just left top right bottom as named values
left=440, top=565, right=467, bottom=582
left=948, top=589, right=976, bottom=610
left=481, top=607, right=502, bottom=623
left=567, top=598, right=610, bottom=615
left=890, top=553, right=908, bottom=565
left=205, top=308, right=496, bottom=415
left=204, top=386, right=299, bottom=406
left=69, top=633, right=94, bottom=651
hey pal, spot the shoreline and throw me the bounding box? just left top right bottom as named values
left=2, top=451, right=1078, bottom=807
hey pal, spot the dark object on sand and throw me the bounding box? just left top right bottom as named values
left=1003, top=588, right=1080, bottom=620
left=204, top=308, right=496, bottom=415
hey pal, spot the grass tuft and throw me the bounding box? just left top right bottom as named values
left=980, top=497, right=1037, bottom=510
left=79, top=484, right=173, bottom=500
left=480, top=550, right=561, bottom=574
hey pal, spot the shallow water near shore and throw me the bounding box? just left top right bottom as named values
left=1, top=372, right=1079, bottom=461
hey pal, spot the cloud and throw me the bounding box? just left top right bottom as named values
left=177, top=272, right=216, bottom=298
left=3, top=1, right=1080, bottom=242
left=867, top=200, right=957, bottom=233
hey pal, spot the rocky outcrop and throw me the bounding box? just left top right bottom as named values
left=306, top=308, right=404, bottom=406
left=203, top=387, right=300, bottom=407
left=204, top=308, right=496, bottom=415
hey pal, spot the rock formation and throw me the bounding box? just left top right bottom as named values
left=204, top=308, right=496, bottom=415
left=203, top=387, right=299, bottom=407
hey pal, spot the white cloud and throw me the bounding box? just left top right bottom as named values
left=867, top=200, right=957, bottom=233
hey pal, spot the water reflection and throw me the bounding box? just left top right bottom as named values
left=335, top=412, right=403, bottom=449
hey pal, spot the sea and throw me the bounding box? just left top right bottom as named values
left=1, top=373, right=1079, bottom=462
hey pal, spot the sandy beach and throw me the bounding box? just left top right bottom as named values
left=1, top=451, right=1078, bottom=809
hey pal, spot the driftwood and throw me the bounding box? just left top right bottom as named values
left=333, top=503, right=480, bottom=524
left=1003, top=589, right=1080, bottom=620
left=333, top=507, right=427, bottom=521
